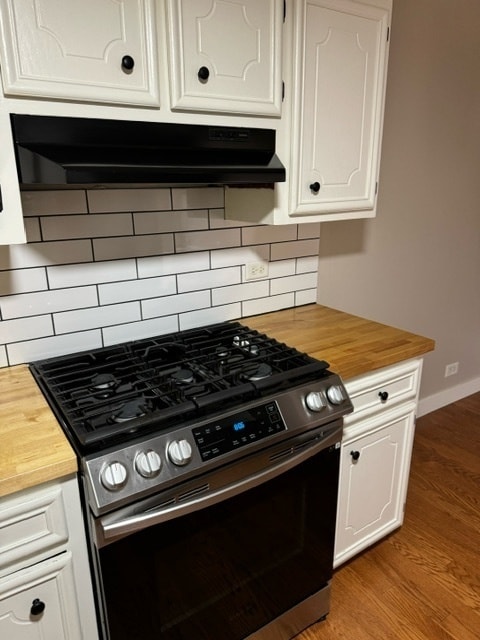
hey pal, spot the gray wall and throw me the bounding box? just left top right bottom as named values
left=317, top=0, right=480, bottom=407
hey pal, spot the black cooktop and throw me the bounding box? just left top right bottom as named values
left=30, top=321, right=329, bottom=454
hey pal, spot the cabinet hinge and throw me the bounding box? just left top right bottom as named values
left=282, top=81, right=285, bottom=101
left=283, top=0, right=286, bottom=22
left=375, top=181, right=378, bottom=195
left=387, top=26, right=390, bottom=41
left=0, top=186, right=3, bottom=212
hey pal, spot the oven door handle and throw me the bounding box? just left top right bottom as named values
left=96, top=435, right=337, bottom=547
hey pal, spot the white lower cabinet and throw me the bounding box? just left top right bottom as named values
left=0, top=476, right=98, bottom=640
left=334, top=359, right=422, bottom=567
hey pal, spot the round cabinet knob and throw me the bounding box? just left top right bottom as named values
left=309, top=181, right=321, bottom=194
left=198, top=66, right=210, bottom=81
left=168, top=439, right=193, bottom=466
left=101, top=461, right=128, bottom=491
left=30, top=599, right=46, bottom=616
left=121, top=55, right=135, bottom=72
left=326, top=385, right=346, bottom=405
left=135, top=450, right=162, bottom=478
left=305, top=391, right=326, bottom=412
left=378, top=391, right=389, bottom=402
left=350, top=450, right=360, bottom=461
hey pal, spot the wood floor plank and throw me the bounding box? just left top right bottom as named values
left=294, top=391, right=480, bottom=640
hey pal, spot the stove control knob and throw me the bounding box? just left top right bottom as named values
left=135, top=450, right=162, bottom=478
left=305, top=391, right=326, bottom=412
left=327, top=385, right=346, bottom=405
left=101, top=461, right=128, bottom=491
left=168, top=439, right=193, bottom=466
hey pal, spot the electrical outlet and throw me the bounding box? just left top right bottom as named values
left=444, top=362, right=459, bottom=377
left=245, top=261, right=269, bottom=281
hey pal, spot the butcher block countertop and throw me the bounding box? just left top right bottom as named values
left=0, top=364, right=77, bottom=498
left=242, top=304, right=435, bottom=380
left=0, top=304, right=434, bottom=499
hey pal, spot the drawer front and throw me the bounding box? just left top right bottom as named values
left=0, top=483, right=68, bottom=578
left=344, top=359, right=422, bottom=426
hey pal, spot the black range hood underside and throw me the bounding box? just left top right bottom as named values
left=11, top=114, right=285, bottom=189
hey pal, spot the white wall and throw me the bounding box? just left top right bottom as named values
left=0, top=187, right=320, bottom=367
left=317, top=0, right=480, bottom=410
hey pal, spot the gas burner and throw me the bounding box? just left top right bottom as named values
left=233, top=336, right=259, bottom=355
left=245, top=362, right=272, bottom=381
left=111, top=399, right=147, bottom=423
left=172, top=368, right=195, bottom=384
left=91, top=373, right=118, bottom=398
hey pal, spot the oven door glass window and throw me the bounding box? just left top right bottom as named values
left=99, top=445, right=339, bottom=640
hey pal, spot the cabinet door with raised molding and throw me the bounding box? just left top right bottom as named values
left=167, top=0, right=283, bottom=115
left=334, top=403, right=415, bottom=567
left=289, top=0, right=391, bottom=217
left=0, top=0, right=159, bottom=106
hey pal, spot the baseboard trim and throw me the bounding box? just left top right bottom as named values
left=418, top=376, right=480, bottom=416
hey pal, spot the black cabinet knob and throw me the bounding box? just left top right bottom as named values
left=378, top=391, right=389, bottom=402
left=30, top=599, right=46, bottom=616
left=121, top=55, right=135, bottom=71
left=198, top=66, right=210, bottom=81
left=350, top=450, right=360, bottom=461
left=309, top=181, right=321, bottom=194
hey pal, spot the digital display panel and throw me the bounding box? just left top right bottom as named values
left=192, top=402, right=286, bottom=461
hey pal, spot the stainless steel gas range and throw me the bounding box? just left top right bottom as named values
left=30, top=320, right=353, bottom=640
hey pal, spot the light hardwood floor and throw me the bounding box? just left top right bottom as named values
left=296, top=392, right=480, bottom=640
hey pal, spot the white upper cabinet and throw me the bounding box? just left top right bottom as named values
left=0, top=0, right=159, bottom=106
left=225, top=0, right=392, bottom=224
left=166, top=0, right=284, bottom=116
left=290, top=0, right=390, bottom=216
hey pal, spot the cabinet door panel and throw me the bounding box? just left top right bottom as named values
left=0, top=552, right=82, bottom=640
left=0, top=0, right=159, bottom=106
left=334, top=405, right=415, bottom=567
left=167, top=0, right=283, bottom=115
left=290, top=0, right=390, bottom=216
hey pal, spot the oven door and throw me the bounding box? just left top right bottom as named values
left=90, top=425, right=341, bottom=640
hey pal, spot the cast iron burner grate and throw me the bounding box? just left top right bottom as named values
left=29, top=321, right=329, bottom=454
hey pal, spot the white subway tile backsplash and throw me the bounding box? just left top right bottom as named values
left=270, top=273, right=318, bottom=296
left=175, top=228, right=240, bottom=253
left=211, top=245, right=269, bottom=269
left=87, top=189, right=172, bottom=213
left=0, top=187, right=318, bottom=367
left=99, top=275, right=177, bottom=305
left=296, top=256, right=320, bottom=273
left=177, top=266, right=240, bottom=293
left=212, top=281, right=269, bottom=306
left=41, top=214, right=133, bottom=240
left=298, top=222, right=321, bottom=239
left=1, top=286, right=97, bottom=319
left=7, top=330, right=102, bottom=365
left=54, top=302, right=140, bottom=334
left=179, top=303, right=241, bottom=331
left=48, top=260, right=136, bottom=288
left=241, top=225, right=297, bottom=246
left=134, top=210, right=209, bottom=234
left=172, top=187, right=224, bottom=210
left=0, top=240, right=92, bottom=270
left=93, top=234, right=174, bottom=261
left=142, top=291, right=210, bottom=319
left=138, top=252, right=210, bottom=278
left=242, top=293, right=295, bottom=318
left=295, top=289, right=317, bottom=306
left=103, top=315, right=179, bottom=346
left=270, top=238, right=320, bottom=261
left=0, top=268, right=47, bottom=296
left=21, top=190, right=88, bottom=216
left=0, top=315, right=53, bottom=343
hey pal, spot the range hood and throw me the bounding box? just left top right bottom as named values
left=10, top=114, right=286, bottom=188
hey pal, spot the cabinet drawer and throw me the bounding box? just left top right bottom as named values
left=0, top=483, right=68, bottom=578
left=344, top=359, right=422, bottom=426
